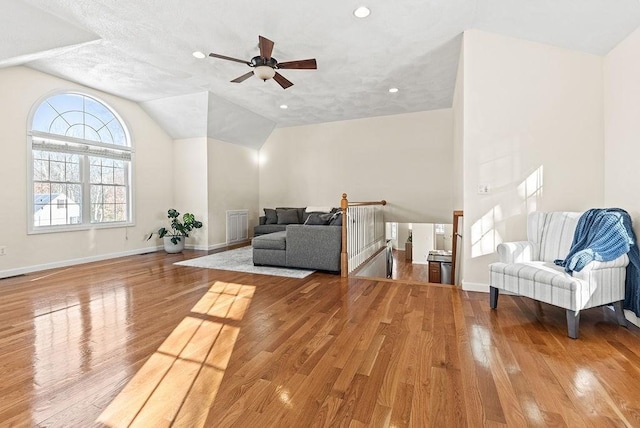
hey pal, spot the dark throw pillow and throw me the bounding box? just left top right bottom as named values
left=329, top=211, right=342, bottom=226
left=264, top=208, right=277, bottom=225
left=276, top=208, right=300, bottom=225
left=304, top=213, right=333, bottom=225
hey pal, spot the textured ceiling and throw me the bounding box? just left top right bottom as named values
left=6, top=0, right=640, bottom=145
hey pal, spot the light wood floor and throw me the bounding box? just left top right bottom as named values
left=1, top=249, right=640, bottom=427
left=389, top=249, right=429, bottom=283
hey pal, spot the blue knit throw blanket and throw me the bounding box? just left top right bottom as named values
left=554, top=208, right=640, bottom=316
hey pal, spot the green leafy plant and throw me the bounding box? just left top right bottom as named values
left=147, top=209, right=203, bottom=244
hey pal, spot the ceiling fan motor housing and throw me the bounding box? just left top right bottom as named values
left=250, top=56, right=278, bottom=68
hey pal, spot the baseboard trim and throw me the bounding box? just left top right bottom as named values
left=462, top=281, right=490, bottom=293
left=185, top=240, right=249, bottom=251
left=209, top=242, right=229, bottom=251
left=0, top=246, right=162, bottom=280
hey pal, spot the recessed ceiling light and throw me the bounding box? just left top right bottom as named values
left=280, top=104, right=288, bottom=109
left=389, top=87, right=399, bottom=93
left=353, top=6, right=371, bottom=18
left=192, top=51, right=206, bottom=59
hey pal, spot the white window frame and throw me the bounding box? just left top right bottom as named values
left=27, top=91, right=135, bottom=234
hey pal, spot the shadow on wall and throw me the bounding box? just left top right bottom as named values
left=471, top=165, right=544, bottom=258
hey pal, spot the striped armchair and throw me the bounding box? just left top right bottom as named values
left=489, top=211, right=628, bottom=339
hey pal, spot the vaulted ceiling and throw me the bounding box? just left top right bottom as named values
left=4, top=0, right=640, bottom=148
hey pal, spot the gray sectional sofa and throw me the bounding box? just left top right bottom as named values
left=253, top=224, right=342, bottom=272
left=252, top=206, right=343, bottom=273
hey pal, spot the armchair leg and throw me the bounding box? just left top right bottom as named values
left=566, top=309, right=580, bottom=339
left=613, top=300, right=628, bottom=328
left=490, top=287, right=499, bottom=309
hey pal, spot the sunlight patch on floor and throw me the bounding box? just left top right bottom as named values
left=96, top=281, right=255, bottom=427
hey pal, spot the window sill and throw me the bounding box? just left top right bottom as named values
left=28, top=221, right=135, bottom=235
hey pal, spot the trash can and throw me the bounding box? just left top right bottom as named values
left=441, top=262, right=452, bottom=285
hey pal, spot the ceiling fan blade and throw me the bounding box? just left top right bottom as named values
left=277, top=59, right=317, bottom=70
left=209, top=53, right=249, bottom=65
left=259, top=36, right=274, bottom=59
left=273, top=72, right=293, bottom=89
left=231, top=71, right=254, bottom=83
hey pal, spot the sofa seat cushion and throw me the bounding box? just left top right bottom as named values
left=491, top=261, right=584, bottom=290
left=253, top=231, right=287, bottom=250
left=490, top=261, right=592, bottom=311
left=254, top=224, right=287, bottom=236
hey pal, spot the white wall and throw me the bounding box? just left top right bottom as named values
left=452, top=40, right=465, bottom=212
left=259, top=110, right=454, bottom=224
left=452, top=43, right=465, bottom=282
left=0, top=66, right=174, bottom=277
left=412, top=223, right=435, bottom=264
left=207, top=138, right=259, bottom=246
left=397, top=223, right=411, bottom=252
left=436, top=224, right=453, bottom=252
left=461, top=30, right=604, bottom=289
left=604, top=27, right=640, bottom=238
left=173, top=138, right=209, bottom=249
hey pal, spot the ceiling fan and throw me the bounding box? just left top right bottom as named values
left=209, top=35, right=317, bottom=89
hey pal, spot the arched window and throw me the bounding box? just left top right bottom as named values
left=29, top=93, right=133, bottom=232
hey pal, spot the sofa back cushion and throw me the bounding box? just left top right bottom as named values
left=276, top=208, right=301, bottom=225
left=305, top=213, right=333, bottom=225
left=264, top=208, right=277, bottom=224
left=528, top=211, right=582, bottom=262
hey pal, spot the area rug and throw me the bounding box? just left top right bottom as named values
left=174, top=246, right=315, bottom=279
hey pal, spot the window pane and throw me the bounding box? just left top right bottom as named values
left=114, top=167, right=125, bottom=185
left=91, top=185, right=103, bottom=203
left=49, top=161, right=65, bottom=182
left=34, top=182, right=50, bottom=196
left=91, top=203, right=101, bottom=222
left=47, top=93, right=83, bottom=113
left=67, top=161, right=80, bottom=182
left=98, top=127, right=114, bottom=144
left=82, top=126, right=102, bottom=143
left=33, top=159, right=49, bottom=181
left=62, top=111, right=84, bottom=128
left=106, top=121, right=126, bottom=146
left=50, top=116, right=71, bottom=136
left=103, top=204, right=115, bottom=222
left=68, top=184, right=82, bottom=206
left=90, top=168, right=101, bottom=184
left=103, top=186, right=114, bottom=203
left=66, top=123, right=85, bottom=140
left=115, top=204, right=126, bottom=221
left=101, top=166, right=114, bottom=184
left=115, top=186, right=126, bottom=203
left=84, top=97, right=115, bottom=125
left=32, top=104, right=59, bottom=134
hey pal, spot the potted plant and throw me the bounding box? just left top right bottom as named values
left=148, top=209, right=203, bottom=253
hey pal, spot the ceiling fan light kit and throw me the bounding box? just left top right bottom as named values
left=254, top=65, right=275, bottom=81
left=208, top=35, right=317, bottom=89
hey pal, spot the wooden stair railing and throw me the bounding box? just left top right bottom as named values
left=340, top=193, right=387, bottom=277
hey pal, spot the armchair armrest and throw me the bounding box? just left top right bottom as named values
left=573, top=254, right=629, bottom=280
left=497, top=241, right=536, bottom=263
